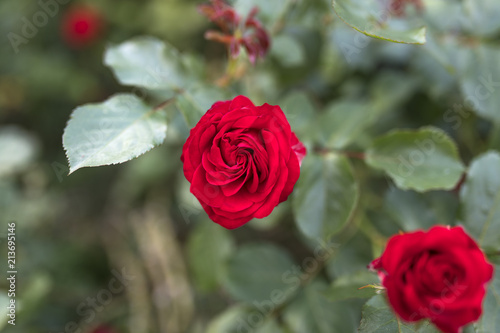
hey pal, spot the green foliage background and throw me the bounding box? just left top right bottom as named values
left=0, top=0, right=499, bottom=332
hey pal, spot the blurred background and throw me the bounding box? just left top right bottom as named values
left=0, top=0, right=499, bottom=332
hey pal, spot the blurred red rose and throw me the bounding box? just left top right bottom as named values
left=369, top=226, right=494, bottom=333
left=198, top=0, right=270, bottom=64
left=389, top=0, right=423, bottom=17
left=61, top=6, right=103, bottom=48
left=181, top=95, right=305, bottom=229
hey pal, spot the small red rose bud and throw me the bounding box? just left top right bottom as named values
left=61, top=6, right=104, bottom=48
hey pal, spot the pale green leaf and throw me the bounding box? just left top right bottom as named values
left=63, top=94, right=167, bottom=174
left=459, top=151, right=500, bottom=251
left=104, top=37, right=187, bottom=92
left=366, top=127, right=465, bottom=192
left=332, top=0, right=426, bottom=44
left=293, top=154, right=359, bottom=240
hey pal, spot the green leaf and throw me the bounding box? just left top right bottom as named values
left=365, top=127, right=465, bottom=192
left=63, top=94, right=167, bottom=174
left=293, top=154, right=359, bottom=240
left=222, top=243, right=296, bottom=303
left=462, top=0, right=500, bottom=37
left=472, top=265, right=500, bottom=332
left=384, top=188, right=458, bottom=231
left=176, top=84, right=227, bottom=128
left=359, top=295, right=441, bottom=332
left=460, top=45, right=500, bottom=124
left=283, top=279, right=364, bottom=333
left=331, top=0, right=426, bottom=44
left=324, top=271, right=379, bottom=302
left=459, top=151, right=500, bottom=251
left=186, top=221, right=235, bottom=292
left=104, top=37, right=187, bottom=92
left=318, top=100, right=374, bottom=149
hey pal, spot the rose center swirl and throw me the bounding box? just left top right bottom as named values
left=203, top=129, right=270, bottom=192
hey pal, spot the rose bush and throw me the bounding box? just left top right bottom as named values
left=369, top=226, right=494, bottom=333
left=181, top=95, right=306, bottom=229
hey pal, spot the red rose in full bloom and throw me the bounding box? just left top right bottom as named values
left=181, top=96, right=306, bottom=229
left=369, top=226, right=494, bottom=333
left=61, top=6, right=103, bottom=48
